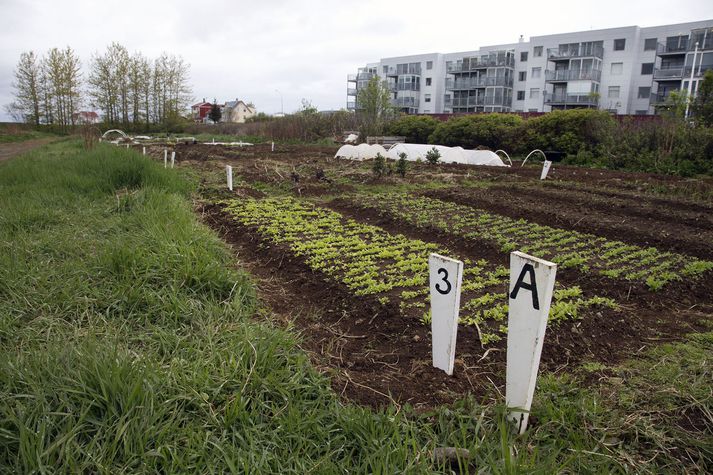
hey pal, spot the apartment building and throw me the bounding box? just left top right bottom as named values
left=346, top=20, right=713, bottom=115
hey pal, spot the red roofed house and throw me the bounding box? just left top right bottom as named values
left=191, top=99, right=214, bottom=123
left=73, top=111, right=100, bottom=124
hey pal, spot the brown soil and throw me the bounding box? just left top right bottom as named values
left=0, top=137, right=58, bottom=162
left=176, top=143, right=713, bottom=409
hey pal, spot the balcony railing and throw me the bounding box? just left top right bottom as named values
left=546, top=46, right=603, bottom=60
left=544, top=93, right=599, bottom=106
left=649, top=91, right=679, bottom=105
left=395, top=97, right=419, bottom=107
left=451, top=96, right=508, bottom=107
left=347, top=74, right=357, bottom=81
left=653, top=67, right=683, bottom=80
left=347, top=88, right=357, bottom=96
left=357, top=72, right=375, bottom=80
left=347, top=101, right=356, bottom=110
left=657, top=42, right=688, bottom=55
left=397, top=83, right=420, bottom=91
left=545, top=69, right=602, bottom=82
left=385, top=67, right=397, bottom=76
left=445, top=77, right=514, bottom=89
left=447, top=58, right=514, bottom=73
left=683, top=64, right=713, bottom=77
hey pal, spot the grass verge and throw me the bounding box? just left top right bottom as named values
left=0, top=140, right=710, bottom=473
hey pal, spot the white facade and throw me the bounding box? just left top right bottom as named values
left=347, top=20, right=713, bottom=115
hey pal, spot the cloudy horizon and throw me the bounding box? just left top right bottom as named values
left=1, top=0, right=712, bottom=121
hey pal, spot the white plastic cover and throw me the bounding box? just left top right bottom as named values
left=334, top=143, right=389, bottom=160
left=385, top=143, right=507, bottom=167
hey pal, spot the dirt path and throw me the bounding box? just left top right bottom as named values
left=0, top=138, right=58, bottom=163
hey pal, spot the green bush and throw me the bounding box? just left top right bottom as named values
left=386, top=115, right=439, bottom=143
left=396, top=152, right=408, bottom=177
left=522, top=109, right=616, bottom=156
left=428, top=113, right=523, bottom=150
left=425, top=147, right=441, bottom=164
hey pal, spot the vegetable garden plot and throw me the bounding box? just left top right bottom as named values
left=343, top=193, right=713, bottom=291
left=221, top=197, right=615, bottom=344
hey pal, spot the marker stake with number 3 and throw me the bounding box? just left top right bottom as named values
left=429, top=253, right=464, bottom=375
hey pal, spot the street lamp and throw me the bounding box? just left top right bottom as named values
left=275, top=89, right=283, bottom=116
left=685, top=41, right=699, bottom=119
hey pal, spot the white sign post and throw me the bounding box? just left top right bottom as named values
left=540, top=160, right=552, bottom=180
left=506, top=251, right=557, bottom=434
left=226, top=165, right=233, bottom=191
left=163, top=149, right=167, bottom=168
left=429, top=253, right=464, bottom=376
left=142, top=146, right=146, bottom=155
left=170, top=151, right=176, bottom=168
left=271, top=141, right=275, bottom=152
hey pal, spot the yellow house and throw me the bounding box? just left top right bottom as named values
left=223, top=99, right=257, bottom=123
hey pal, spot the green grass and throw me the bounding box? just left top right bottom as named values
left=0, top=140, right=710, bottom=473
left=0, top=127, right=57, bottom=144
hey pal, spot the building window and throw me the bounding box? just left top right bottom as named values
left=644, top=38, right=657, bottom=51
left=521, top=51, right=528, bottom=62
left=426, top=61, right=433, bottom=70
left=641, top=63, right=654, bottom=75
left=608, top=86, right=620, bottom=98
left=614, top=38, right=626, bottom=51
left=518, top=71, right=527, bottom=81
left=529, top=88, right=539, bottom=98
left=383, top=65, right=388, bottom=74
left=637, top=87, right=651, bottom=99
left=517, top=90, right=525, bottom=100
left=531, top=67, right=541, bottom=78
left=528, top=108, right=539, bottom=112
left=635, top=110, right=649, bottom=115
left=533, top=46, right=543, bottom=57
left=425, top=94, right=431, bottom=103
left=426, top=77, right=432, bottom=86
left=610, top=62, right=623, bottom=75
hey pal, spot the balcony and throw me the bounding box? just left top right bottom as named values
left=357, top=72, right=375, bottom=80
left=347, top=101, right=356, bottom=110
left=447, top=57, right=515, bottom=73
left=683, top=64, right=713, bottom=77
left=653, top=67, right=683, bottom=80
left=545, top=69, right=602, bottom=82
left=546, top=45, right=603, bottom=60
left=384, top=67, right=398, bottom=77
left=347, top=74, right=357, bottom=82
left=657, top=42, right=688, bottom=55
left=397, top=83, right=420, bottom=91
left=649, top=91, right=680, bottom=106
left=544, top=93, right=599, bottom=107
left=347, top=88, right=357, bottom=96
left=395, top=97, right=419, bottom=108
left=445, top=76, right=514, bottom=90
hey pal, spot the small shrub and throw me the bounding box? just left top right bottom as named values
left=425, top=147, right=441, bottom=164
left=396, top=152, right=408, bottom=177
left=372, top=153, right=386, bottom=177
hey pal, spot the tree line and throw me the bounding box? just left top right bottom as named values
left=7, top=43, right=192, bottom=132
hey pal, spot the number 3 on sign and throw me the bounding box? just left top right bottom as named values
left=429, top=254, right=463, bottom=375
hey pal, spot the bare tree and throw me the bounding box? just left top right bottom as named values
left=43, top=47, right=82, bottom=131
left=9, top=51, right=42, bottom=124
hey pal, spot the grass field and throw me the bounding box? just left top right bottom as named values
left=0, top=140, right=711, bottom=473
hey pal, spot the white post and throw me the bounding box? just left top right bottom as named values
left=271, top=141, right=275, bottom=152
left=142, top=146, right=146, bottom=155
left=226, top=165, right=233, bottom=191
left=164, top=149, right=167, bottom=168
left=170, top=151, right=175, bottom=168
left=428, top=253, right=464, bottom=375
left=685, top=42, right=699, bottom=119
left=540, top=160, right=552, bottom=180
left=506, top=251, right=557, bottom=434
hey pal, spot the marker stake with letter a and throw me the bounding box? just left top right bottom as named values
left=506, top=251, right=557, bottom=434
left=429, top=253, right=464, bottom=376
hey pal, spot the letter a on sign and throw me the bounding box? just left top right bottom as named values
left=506, top=251, right=557, bottom=434
left=429, top=253, right=464, bottom=375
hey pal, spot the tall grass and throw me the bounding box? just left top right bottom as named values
left=0, top=141, right=710, bottom=473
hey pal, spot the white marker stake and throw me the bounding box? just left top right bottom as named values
left=429, top=253, right=464, bottom=375
left=126, top=144, right=129, bottom=149
left=170, top=151, right=175, bottom=168
left=142, top=146, right=146, bottom=155
left=540, top=160, right=552, bottom=180
left=226, top=165, right=233, bottom=191
left=506, top=251, right=557, bottom=434
left=271, top=141, right=275, bottom=152
left=164, top=149, right=167, bottom=168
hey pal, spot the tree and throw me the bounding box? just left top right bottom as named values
left=209, top=101, right=222, bottom=123
left=425, top=146, right=441, bottom=164
left=8, top=51, right=42, bottom=124
left=396, top=152, right=408, bottom=177
left=692, top=70, right=713, bottom=127
left=43, top=47, right=82, bottom=131
left=356, top=76, right=394, bottom=138
left=372, top=153, right=386, bottom=177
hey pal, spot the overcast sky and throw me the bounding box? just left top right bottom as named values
left=1, top=0, right=711, bottom=120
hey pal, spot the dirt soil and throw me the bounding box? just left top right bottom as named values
left=0, top=137, right=57, bottom=163
left=166, top=143, right=713, bottom=409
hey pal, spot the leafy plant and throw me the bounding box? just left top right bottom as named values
left=396, top=152, right=408, bottom=178
left=372, top=152, right=386, bottom=177
left=425, top=147, right=441, bottom=164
